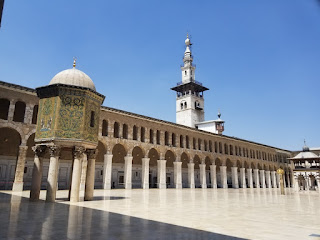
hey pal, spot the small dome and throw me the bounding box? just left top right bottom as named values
left=49, top=68, right=96, bottom=91
left=185, top=37, right=191, bottom=46
left=302, top=140, right=310, bottom=152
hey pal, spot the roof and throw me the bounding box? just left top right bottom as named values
left=171, top=81, right=209, bottom=92
left=288, top=151, right=320, bottom=160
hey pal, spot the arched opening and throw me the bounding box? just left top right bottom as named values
left=219, top=142, right=222, bottom=153
left=186, top=135, right=189, bottom=149
left=112, top=144, right=127, bottom=188
left=215, top=158, right=222, bottom=188
left=93, top=141, right=107, bottom=189
left=171, top=133, right=176, bottom=147
left=193, top=138, right=196, bottom=150
left=165, top=131, right=169, bottom=146
left=0, top=98, right=10, bottom=120
left=180, top=135, right=184, bottom=148
left=181, top=152, right=189, bottom=188
left=230, top=145, right=233, bottom=155
left=156, top=130, right=160, bottom=145
left=102, top=120, right=108, bottom=136
left=205, top=156, right=211, bottom=187
left=31, top=105, right=38, bottom=124
left=122, top=124, right=128, bottom=139
left=224, top=144, right=228, bottom=155
left=149, top=129, right=154, bottom=144
left=194, top=155, right=201, bottom=188
left=165, top=150, right=175, bottom=188
left=113, top=122, right=120, bottom=138
left=13, top=101, right=26, bottom=122
left=133, top=125, right=138, bottom=140
left=140, top=127, right=145, bottom=142
left=132, top=146, right=144, bottom=188
left=209, top=141, right=212, bottom=152
left=148, top=148, right=159, bottom=188
left=198, top=139, right=202, bottom=150
left=226, top=159, right=232, bottom=188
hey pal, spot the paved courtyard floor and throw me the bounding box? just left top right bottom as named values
left=0, top=188, right=319, bottom=240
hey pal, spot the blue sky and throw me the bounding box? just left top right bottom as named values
left=0, top=1, right=319, bottom=151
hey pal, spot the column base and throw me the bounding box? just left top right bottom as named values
left=158, top=183, right=166, bottom=189
left=12, top=182, right=23, bottom=192
left=125, top=184, right=132, bottom=190
left=175, top=183, right=182, bottom=189
left=142, top=183, right=149, bottom=189
left=201, top=184, right=207, bottom=189
left=189, top=183, right=195, bottom=189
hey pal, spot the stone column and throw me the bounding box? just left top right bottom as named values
left=271, top=171, right=277, bottom=188
left=316, top=177, right=320, bottom=193
left=286, top=173, right=291, bottom=188
left=247, top=168, right=253, bottom=188
left=294, top=176, right=300, bottom=192
left=187, top=163, right=195, bottom=188
left=141, top=157, right=150, bottom=189
left=124, top=155, right=133, bottom=189
left=46, top=145, right=61, bottom=202
left=12, top=145, right=28, bottom=192
left=265, top=171, right=271, bottom=188
left=79, top=155, right=87, bottom=191
left=23, top=104, right=33, bottom=124
left=30, top=145, right=46, bottom=201
left=260, top=170, right=266, bottom=188
left=253, top=169, right=260, bottom=188
left=70, top=146, right=85, bottom=203
left=84, top=149, right=97, bottom=201
left=103, top=154, right=113, bottom=189
left=220, top=166, right=228, bottom=188
left=276, top=172, right=280, bottom=188
left=210, top=165, right=217, bottom=189
left=231, top=167, right=239, bottom=189
left=240, top=168, right=246, bottom=188
left=7, top=99, right=15, bottom=121
left=157, top=159, right=167, bottom=189
left=173, top=161, right=182, bottom=189
left=199, top=163, right=207, bottom=189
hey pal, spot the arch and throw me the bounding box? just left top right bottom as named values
left=226, top=159, right=233, bottom=187
left=205, top=156, right=211, bottom=170
left=165, top=131, right=169, bottom=146
left=198, top=139, right=202, bottom=150
left=165, top=150, right=175, bottom=167
left=257, top=163, right=262, bottom=170
left=186, top=135, right=189, bottom=149
left=122, top=124, right=128, bottom=139
left=0, top=127, right=22, bottom=156
left=181, top=152, right=189, bottom=169
left=31, top=105, right=38, bottom=124
left=0, top=98, right=10, bottom=120
left=133, top=125, right=138, bottom=140
left=113, top=122, right=120, bottom=138
left=140, top=127, right=145, bottom=142
left=251, top=162, right=256, bottom=170
left=244, top=161, right=249, bottom=169
left=180, top=135, right=184, bottom=148
left=132, top=146, right=144, bottom=165
left=148, top=148, right=159, bottom=167
left=96, top=141, right=106, bottom=162
left=229, top=145, right=234, bottom=155
left=193, top=154, right=201, bottom=169
left=112, top=144, right=127, bottom=163
left=102, top=120, right=108, bottom=136
left=236, top=160, right=242, bottom=169
left=156, top=130, right=160, bottom=145
left=13, top=101, right=26, bottom=123
left=263, top=164, right=267, bottom=170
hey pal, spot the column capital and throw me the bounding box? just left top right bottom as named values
left=48, top=145, right=61, bottom=158
left=73, top=146, right=86, bottom=159
left=86, top=149, right=98, bottom=160
left=32, top=145, right=47, bottom=157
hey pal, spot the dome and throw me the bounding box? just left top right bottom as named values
left=185, top=37, right=191, bottom=46
left=49, top=68, right=96, bottom=91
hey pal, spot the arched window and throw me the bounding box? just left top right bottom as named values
left=224, top=144, right=228, bottom=154
left=122, top=124, right=128, bottom=139
left=113, top=122, right=119, bottom=138
left=156, top=130, right=161, bottom=145
left=149, top=129, right=154, bottom=144
left=31, top=105, right=38, bottom=124
left=185, top=70, right=187, bottom=75
left=0, top=98, right=10, bottom=120
left=204, top=140, right=207, bottom=151
left=90, top=111, right=95, bottom=127
left=209, top=140, right=212, bottom=152
left=165, top=131, right=169, bottom=146
left=172, top=133, right=176, bottom=147
left=193, top=138, right=196, bottom=150
left=184, top=102, right=187, bottom=108
left=13, top=101, right=26, bottom=122
left=141, top=127, right=145, bottom=142
left=181, top=102, right=183, bottom=110
left=229, top=145, right=233, bottom=155
left=180, top=135, right=184, bottom=148
left=186, top=135, right=189, bottom=149
left=102, top=120, right=108, bottom=136
left=133, top=125, right=138, bottom=140
left=219, top=142, right=222, bottom=153
left=198, top=139, right=202, bottom=150
left=214, top=142, right=218, bottom=153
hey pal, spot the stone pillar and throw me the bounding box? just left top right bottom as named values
left=46, top=146, right=61, bottom=202
left=294, top=176, right=299, bottom=191
left=103, top=154, right=113, bottom=189
left=23, top=104, right=32, bottom=124
left=30, top=145, right=46, bottom=201
left=247, top=168, right=253, bottom=188
left=12, top=145, right=28, bottom=192
left=240, top=168, right=246, bottom=188
left=286, top=173, right=291, bottom=188
left=265, top=171, right=271, bottom=188
left=84, top=149, right=97, bottom=201
left=199, top=163, right=207, bottom=189
left=173, top=161, right=182, bottom=189
left=260, top=170, right=266, bottom=188
left=316, top=177, right=320, bottom=193
left=271, top=171, right=277, bottom=188
left=157, top=159, right=167, bottom=189
left=210, top=165, right=217, bottom=189
left=70, top=146, right=85, bottom=203
left=253, top=169, right=260, bottom=188
left=7, top=99, right=15, bottom=121
left=124, top=155, right=133, bottom=189
left=220, top=166, right=228, bottom=188
left=187, top=163, right=195, bottom=188
left=141, top=157, right=150, bottom=189
left=79, top=155, right=88, bottom=191
left=276, top=172, right=280, bottom=188
left=231, top=167, right=239, bottom=189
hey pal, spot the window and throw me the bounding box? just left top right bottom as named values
left=172, top=133, right=176, bottom=147
left=181, top=103, right=183, bottom=110
left=90, top=111, right=95, bottom=127
left=122, top=124, right=128, bottom=139
left=186, top=135, right=189, bottom=149
left=165, top=131, right=169, bottom=146
left=32, top=105, right=38, bottom=124
left=0, top=98, right=10, bottom=120
left=180, top=135, right=184, bottom=148
left=156, top=130, right=161, bottom=145
left=13, top=101, right=26, bottom=122
left=102, top=120, right=108, bottom=136
left=185, top=70, right=187, bottom=75
left=133, top=125, right=138, bottom=140
left=141, top=127, right=145, bottom=142
left=193, top=138, right=196, bottom=150
left=113, top=122, right=119, bottom=138
left=149, top=129, right=154, bottom=144
left=184, top=102, right=187, bottom=108
left=198, top=139, right=202, bottom=150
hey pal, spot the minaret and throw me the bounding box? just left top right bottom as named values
left=171, top=34, right=209, bottom=128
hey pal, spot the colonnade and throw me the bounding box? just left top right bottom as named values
left=102, top=153, right=292, bottom=190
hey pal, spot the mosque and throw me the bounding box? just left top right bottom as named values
left=0, top=35, right=314, bottom=202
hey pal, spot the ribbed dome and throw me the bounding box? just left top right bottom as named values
left=49, top=68, right=96, bottom=91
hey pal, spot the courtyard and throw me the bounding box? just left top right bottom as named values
left=0, top=188, right=319, bottom=240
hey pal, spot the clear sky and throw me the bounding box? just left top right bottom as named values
left=0, top=1, right=319, bottom=151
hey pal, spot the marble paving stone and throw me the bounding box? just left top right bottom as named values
left=0, top=188, right=319, bottom=240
